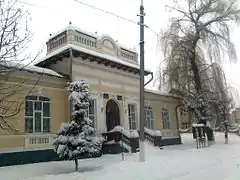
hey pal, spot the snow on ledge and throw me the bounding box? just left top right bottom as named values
left=109, top=126, right=139, bottom=138
left=0, top=60, right=63, bottom=78
left=192, top=124, right=205, bottom=127
left=144, top=127, right=161, bottom=136
left=35, top=44, right=152, bottom=74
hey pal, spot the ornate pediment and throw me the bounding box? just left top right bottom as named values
left=98, top=35, right=119, bottom=56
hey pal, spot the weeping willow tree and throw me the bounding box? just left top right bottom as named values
left=157, top=0, right=240, bottom=132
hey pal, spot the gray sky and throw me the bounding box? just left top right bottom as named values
left=22, top=0, right=240, bottom=105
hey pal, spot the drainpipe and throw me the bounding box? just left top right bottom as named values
left=144, top=72, right=153, bottom=87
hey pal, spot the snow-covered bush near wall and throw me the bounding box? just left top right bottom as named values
left=52, top=80, right=104, bottom=164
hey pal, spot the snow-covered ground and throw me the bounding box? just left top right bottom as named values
left=1, top=133, right=240, bottom=180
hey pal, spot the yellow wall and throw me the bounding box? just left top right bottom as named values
left=0, top=74, right=68, bottom=150
left=145, top=91, right=181, bottom=130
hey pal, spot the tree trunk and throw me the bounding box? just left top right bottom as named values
left=74, top=158, right=78, bottom=171
left=190, top=57, right=202, bottom=93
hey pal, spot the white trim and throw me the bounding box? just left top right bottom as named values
left=25, top=96, right=51, bottom=134
left=128, top=103, right=137, bottom=130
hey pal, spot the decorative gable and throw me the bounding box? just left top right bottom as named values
left=99, top=35, right=119, bottom=56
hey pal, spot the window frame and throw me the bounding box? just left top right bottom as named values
left=25, top=96, right=51, bottom=134
left=144, top=106, right=155, bottom=129
left=162, top=108, right=170, bottom=129
left=128, top=103, right=137, bottom=130
left=86, top=99, right=97, bottom=128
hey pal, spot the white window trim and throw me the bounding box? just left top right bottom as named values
left=25, top=96, right=51, bottom=134
left=128, top=103, right=137, bottom=130
left=162, top=108, right=170, bottom=129
left=145, top=106, right=155, bottom=129
left=87, top=99, right=97, bottom=128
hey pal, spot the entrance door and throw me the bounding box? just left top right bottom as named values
left=106, top=99, right=120, bottom=131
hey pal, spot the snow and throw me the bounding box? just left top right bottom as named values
left=109, top=126, right=139, bottom=138
left=145, top=88, right=181, bottom=98
left=1, top=133, right=240, bottom=180
left=192, top=123, right=205, bottom=127
left=35, top=43, right=152, bottom=74
left=0, top=60, right=63, bottom=77
left=144, top=127, right=161, bottom=136
left=48, top=24, right=138, bottom=54
left=53, top=80, right=104, bottom=160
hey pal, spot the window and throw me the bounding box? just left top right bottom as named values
left=128, top=104, right=137, bottom=130
left=103, top=93, right=109, bottom=99
left=144, top=106, right=154, bottom=129
left=162, top=108, right=170, bottom=129
left=25, top=96, right=50, bottom=133
left=87, top=99, right=96, bottom=128
left=117, top=95, right=122, bottom=101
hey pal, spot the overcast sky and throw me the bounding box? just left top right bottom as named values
left=21, top=0, right=240, bottom=106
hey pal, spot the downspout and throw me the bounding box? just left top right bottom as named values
left=144, top=72, right=153, bottom=86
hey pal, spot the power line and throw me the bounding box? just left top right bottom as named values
left=72, top=0, right=161, bottom=36
left=19, top=0, right=161, bottom=37
left=73, top=0, right=138, bottom=25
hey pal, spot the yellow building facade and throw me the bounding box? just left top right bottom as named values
left=0, top=23, right=181, bottom=166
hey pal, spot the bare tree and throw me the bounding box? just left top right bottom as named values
left=157, top=0, right=240, bottom=132
left=0, top=0, right=42, bottom=134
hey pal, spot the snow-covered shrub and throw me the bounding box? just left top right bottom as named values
left=52, top=80, right=104, bottom=170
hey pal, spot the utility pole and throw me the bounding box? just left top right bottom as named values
left=139, top=0, right=145, bottom=162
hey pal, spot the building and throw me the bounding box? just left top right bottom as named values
left=0, top=23, right=182, bottom=167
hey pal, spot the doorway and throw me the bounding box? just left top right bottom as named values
left=106, top=99, right=120, bottom=131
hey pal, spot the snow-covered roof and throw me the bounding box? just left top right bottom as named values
left=35, top=43, right=152, bottom=73
left=48, top=24, right=138, bottom=54
left=0, top=60, right=63, bottom=78
left=144, top=88, right=180, bottom=98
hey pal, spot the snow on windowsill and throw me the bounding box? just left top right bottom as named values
left=109, top=126, right=139, bottom=138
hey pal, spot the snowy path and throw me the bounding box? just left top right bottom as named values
left=1, top=133, right=240, bottom=180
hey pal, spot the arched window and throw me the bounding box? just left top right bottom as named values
left=25, top=96, right=50, bottom=133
